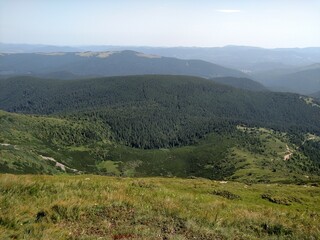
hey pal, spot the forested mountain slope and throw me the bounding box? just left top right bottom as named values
left=1, top=75, right=320, bottom=149
left=2, top=43, right=320, bottom=71
left=1, top=110, right=320, bottom=182
left=1, top=75, right=320, bottom=181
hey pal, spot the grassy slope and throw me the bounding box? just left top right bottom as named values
left=0, top=174, right=319, bottom=239
left=228, top=126, right=319, bottom=183
left=1, top=110, right=319, bottom=183
left=0, top=110, right=111, bottom=174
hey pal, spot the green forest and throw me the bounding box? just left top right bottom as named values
left=1, top=75, right=320, bottom=182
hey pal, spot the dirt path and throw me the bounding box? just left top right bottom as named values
left=0, top=143, right=19, bottom=150
left=1, top=143, right=79, bottom=172
left=0, top=143, right=11, bottom=147
left=283, top=145, right=293, bottom=161
left=302, top=135, right=316, bottom=145
left=39, top=155, right=78, bottom=172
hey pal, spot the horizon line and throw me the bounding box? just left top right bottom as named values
left=1, top=42, right=320, bottom=50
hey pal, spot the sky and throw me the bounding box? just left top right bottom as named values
left=0, top=0, right=319, bottom=48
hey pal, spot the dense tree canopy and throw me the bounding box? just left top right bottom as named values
left=1, top=75, right=320, bottom=148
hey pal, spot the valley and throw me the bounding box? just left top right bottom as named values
left=1, top=74, right=320, bottom=183
left=1, top=56, right=320, bottom=240
left=1, top=1, right=320, bottom=238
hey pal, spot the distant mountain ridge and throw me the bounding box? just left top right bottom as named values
left=2, top=43, right=320, bottom=71
left=312, top=91, right=320, bottom=99
left=252, top=64, right=320, bottom=94
left=0, top=50, right=247, bottom=79
left=0, top=43, right=81, bottom=53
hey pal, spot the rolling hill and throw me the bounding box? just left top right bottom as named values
left=2, top=43, right=320, bottom=71
left=0, top=50, right=247, bottom=79
left=1, top=75, right=320, bottom=143
left=252, top=64, right=320, bottom=94
left=1, top=75, right=320, bottom=181
left=1, top=108, right=320, bottom=182
left=1, top=75, right=320, bottom=134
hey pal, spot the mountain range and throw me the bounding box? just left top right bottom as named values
left=2, top=43, right=320, bottom=71
left=0, top=50, right=247, bottom=79
left=0, top=46, right=320, bottom=182
left=2, top=44, right=320, bottom=95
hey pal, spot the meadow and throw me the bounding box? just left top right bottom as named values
left=0, top=174, right=319, bottom=239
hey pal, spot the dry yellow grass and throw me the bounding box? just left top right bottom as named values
left=0, top=174, right=319, bottom=239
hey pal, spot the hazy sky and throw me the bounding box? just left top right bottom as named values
left=0, top=0, right=319, bottom=48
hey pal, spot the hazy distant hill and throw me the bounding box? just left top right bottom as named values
left=210, top=77, right=268, bottom=91
left=0, top=50, right=247, bottom=78
left=127, top=46, right=320, bottom=71
left=275, top=68, right=320, bottom=94
left=312, top=91, right=320, bottom=99
left=2, top=43, right=320, bottom=72
left=0, top=43, right=81, bottom=53
left=253, top=64, right=320, bottom=94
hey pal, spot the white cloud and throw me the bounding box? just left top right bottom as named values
left=216, top=9, right=241, bottom=13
